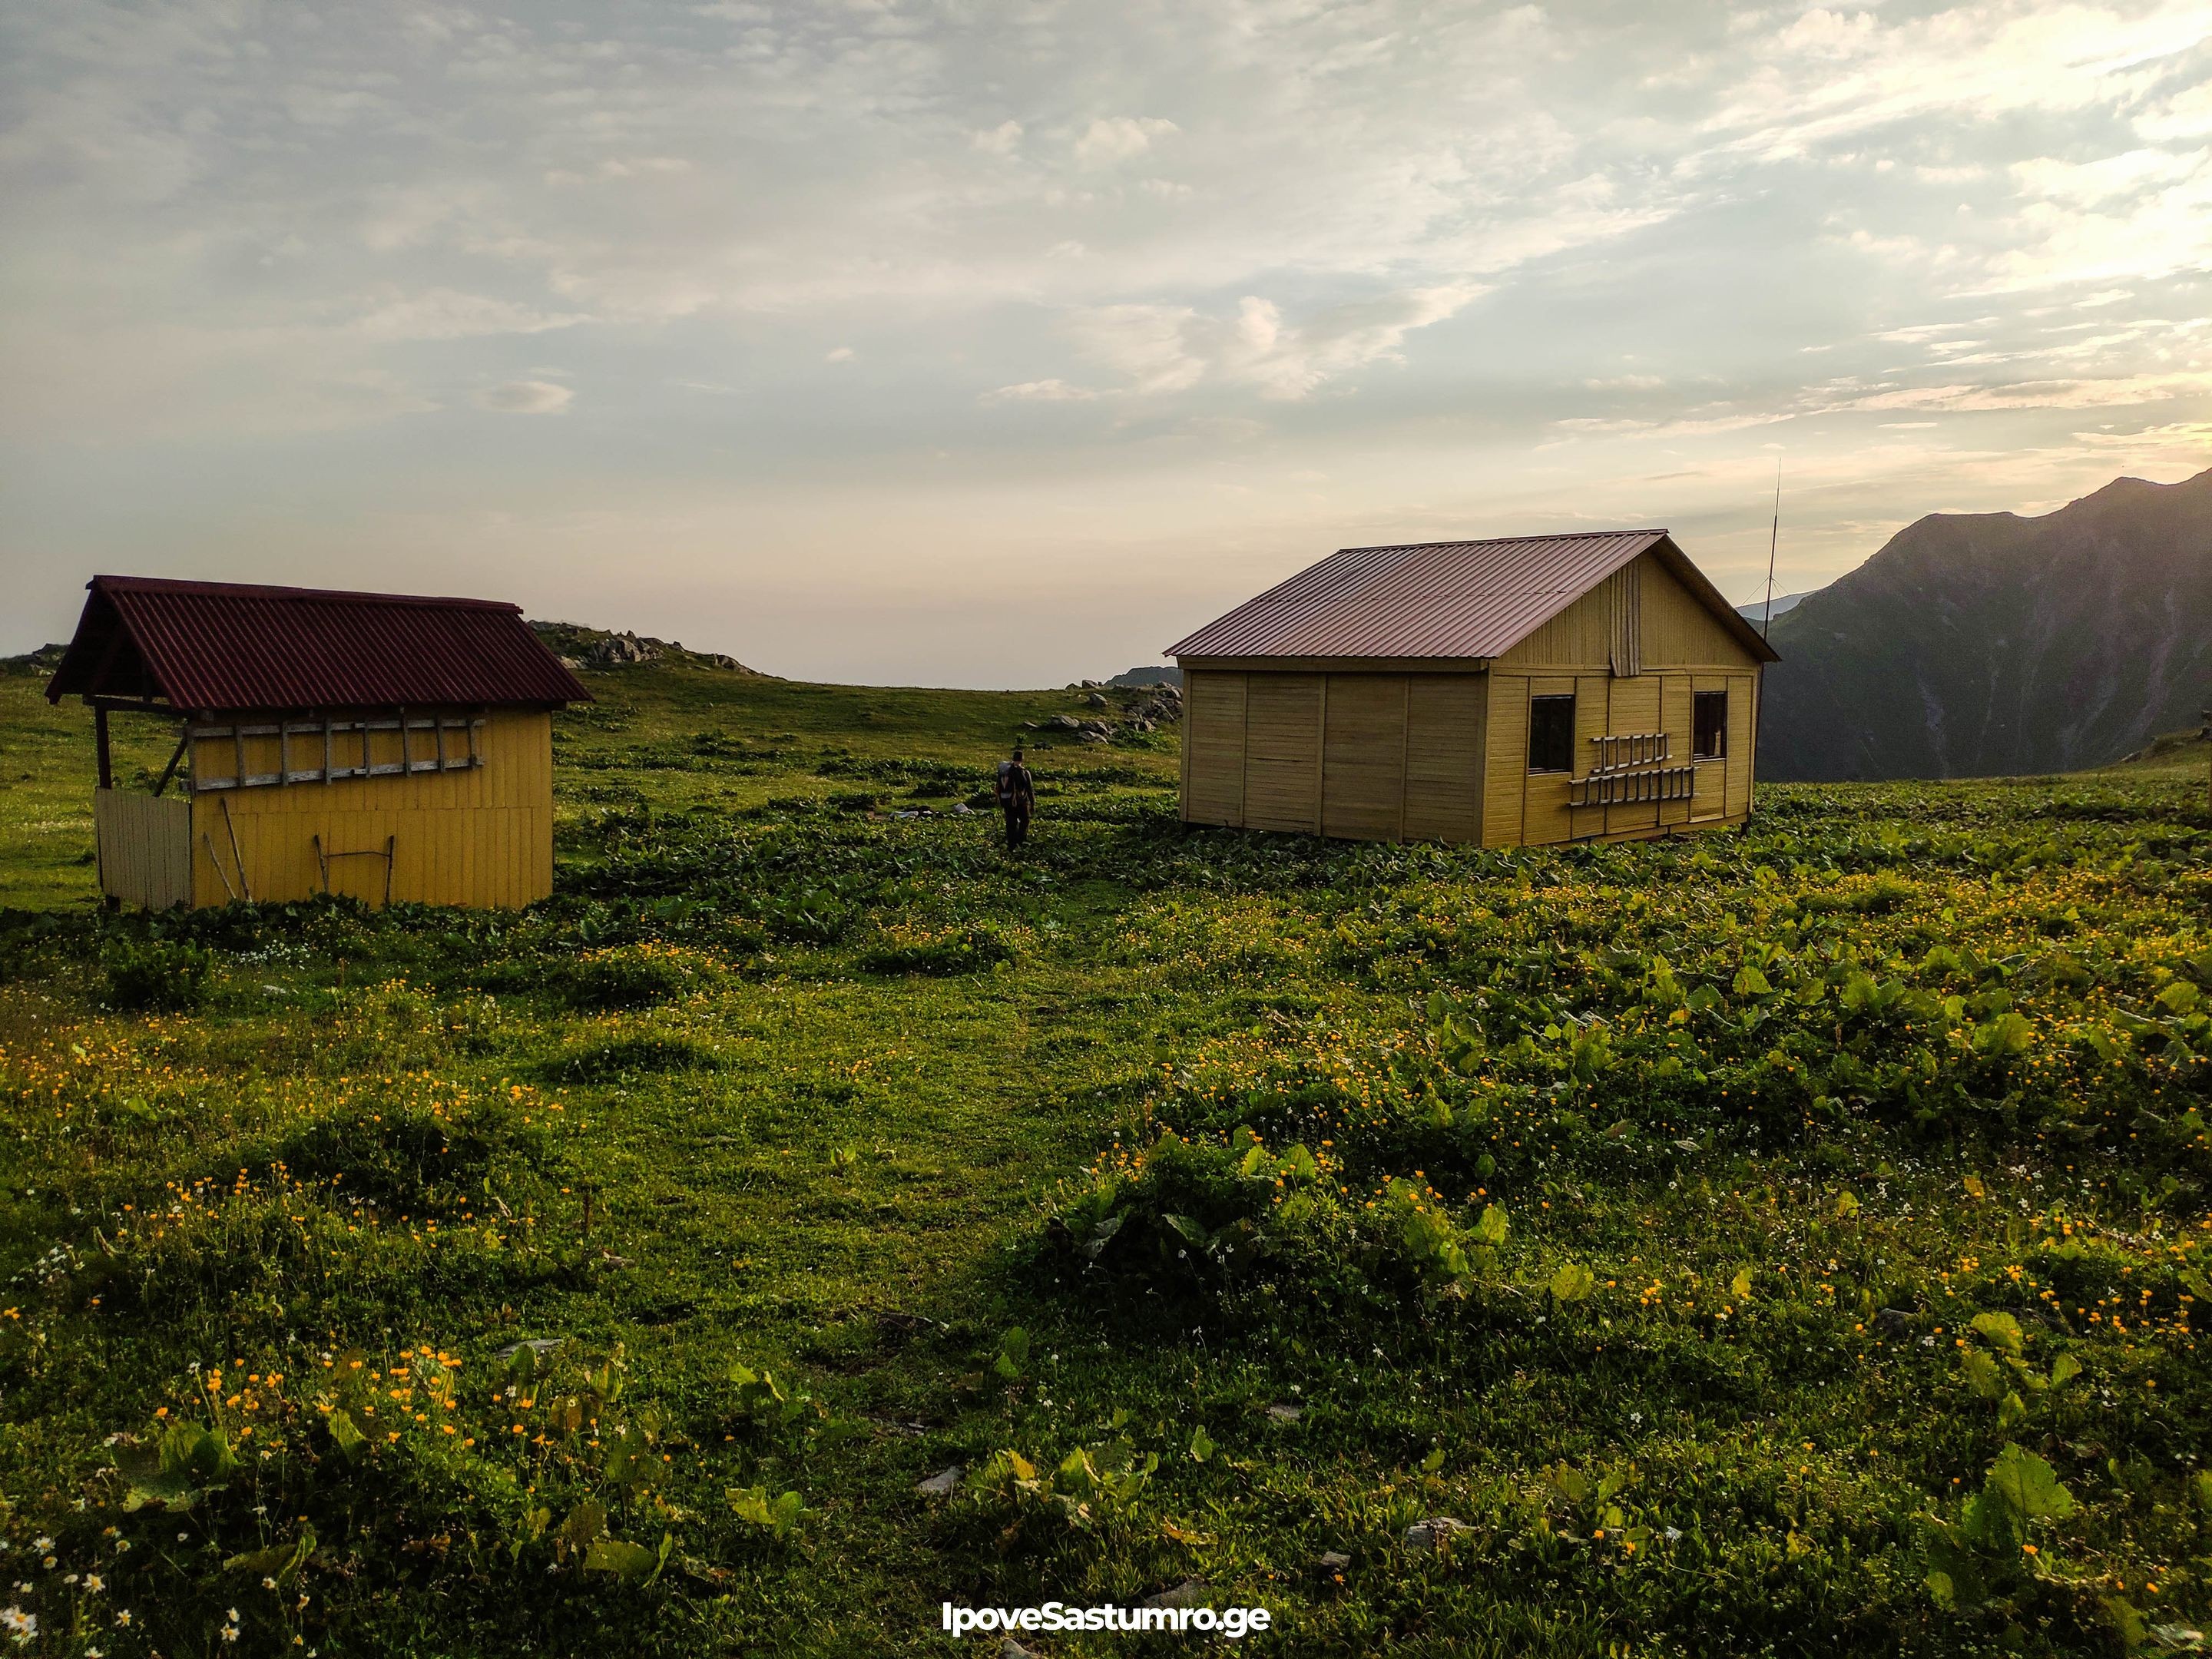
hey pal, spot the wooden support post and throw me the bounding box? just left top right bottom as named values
left=201, top=833, right=237, bottom=902
left=220, top=794, right=252, bottom=903
left=94, top=707, right=112, bottom=790
left=323, top=717, right=333, bottom=786
left=151, top=730, right=188, bottom=797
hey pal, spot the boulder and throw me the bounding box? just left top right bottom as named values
left=1141, top=1579, right=1209, bottom=1608
left=915, top=1465, right=964, bottom=1496
left=1086, top=692, right=1110, bottom=708
left=1405, top=1517, right=1469, bottom=1552
left=1318, top=1551, right=1351, bottom=1571
left=584, top=631, right=661, bottom=668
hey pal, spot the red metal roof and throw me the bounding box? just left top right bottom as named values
left=45, top=575, right=591, bottom=712
left=1166, top=529, right=1779, bottom=664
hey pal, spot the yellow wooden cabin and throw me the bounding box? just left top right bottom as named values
left=47, top=575, right=589, bottom=909
left=1166, top=530, right=1780, bottom=846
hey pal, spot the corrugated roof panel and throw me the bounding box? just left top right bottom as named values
left=45, top=575, right=591, bottom=711
left=1167, top=531, right=1671, bottom=661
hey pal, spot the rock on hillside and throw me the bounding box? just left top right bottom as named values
left=1758, top=469, right=2212, bottom=780
left=1108, top=665, right=1182, bottom=688
left=1, top=644, right=68, bottom=677
left=528, top=621, right=761, bottom=676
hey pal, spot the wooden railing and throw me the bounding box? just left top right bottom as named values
left=1570, top=732, right=1695, bottom=808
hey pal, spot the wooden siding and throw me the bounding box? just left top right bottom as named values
left=1242, top=674, right=1324, bottom=833
left=1499, top=548, right=1760, bottom=674
left=1607, top=561, right=1644, bottom=677
left=1404, top=675, right=1485, bottom=841
left=1179, top=670, right=1487, bottom=842
left=94, top=789, right=193, bottom=909
left=1570, top=674, right=1609, bottom=841
left=1726, top=672, right=1755, bottom=816
left=1645, top=556, right=1753, bottom=667
left=1691, top=674, right=1729, bottom=820
left=1657, top=674, right=1695, bottom=829
left=1182, top=671, right=1248, bottom=826
left=1487, top=668, right=1760, bottom=848
left=1321, top=674, right=1406, bottom=840
left=1484, top=677, right=1529, bottom=846
left=1604, top=674, right=1662, bottom=838
left=185, top=709, right=553, bottom=908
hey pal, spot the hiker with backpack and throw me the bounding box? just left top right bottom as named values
left=996, top=743, right=1035, bottom=849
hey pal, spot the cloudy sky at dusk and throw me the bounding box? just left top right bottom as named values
left=4, top=0, right=2210, bottom=685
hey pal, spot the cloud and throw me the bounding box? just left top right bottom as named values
left=1074, top=117, right=1178, bottom=168
left=971, top=121, right=1022, bottom=154
left=982, top=379, right=1098, bottom=402
left=475, top=379, right=574, bottom=414
left=825, top=346, right=854, bottom=363
left=1821, top=373, right=2212, bottom=414
left=346, top=289, right=586, bottom=344
left=1065, top=286, right=1484, bottom=401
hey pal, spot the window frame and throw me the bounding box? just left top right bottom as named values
left=1527, top=693, right=1577, bottom=774
left=1692, top=689, right=1729, bottom=760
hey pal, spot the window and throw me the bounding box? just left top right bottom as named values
left=1528, top=694, right=1575, bottom=773
left=1693, top=690, right=1728, bottom=760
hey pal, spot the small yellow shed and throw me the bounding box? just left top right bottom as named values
left=46, top=575, right=589, bottom=909
left=1167, top=530, right=1780, bottom=846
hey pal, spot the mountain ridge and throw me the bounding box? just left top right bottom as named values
left=1757, top=467, right=2212, bottom=780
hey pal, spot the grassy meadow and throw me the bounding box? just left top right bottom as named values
left=1, top=656, right=2208, bottom=1657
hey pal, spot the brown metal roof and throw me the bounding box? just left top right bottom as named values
left=45, top=575, right=591, bottom=713
left=1166, top=529, right=1779, bottom=664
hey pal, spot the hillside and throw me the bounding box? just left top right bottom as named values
left=1759, top=468, right=2212, bottom=780
left=1, top=653, right=2209, bottom=1654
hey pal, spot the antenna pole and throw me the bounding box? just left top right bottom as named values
left=1762, top=457, right=1783, bottom=641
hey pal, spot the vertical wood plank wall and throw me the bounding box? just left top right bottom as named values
left=94, top=789, right=194, bottom=909
left=185, top=710, right=554, bottom=908
left=1242, top=674, right=1325, bottom=833
left=1181, top=670, right=1487, bottom=841
left=1404, top=675, right=1485, bottom=841
left=1179, top=549, right=1764, bottom=846
left=1321, top=675, right=1406, bottom=840
left=1183, top=673, right=1249, bottom=826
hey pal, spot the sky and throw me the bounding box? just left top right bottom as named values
left=4, top=0, right=2210, bottom=687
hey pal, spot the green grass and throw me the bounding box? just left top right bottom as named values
left=1, top=660, right=2208, bottom=1657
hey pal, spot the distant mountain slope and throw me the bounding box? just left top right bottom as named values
left=1758, top=469, right=2212, bottom=780
left=1735, top=590, right=1818, bottom=624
